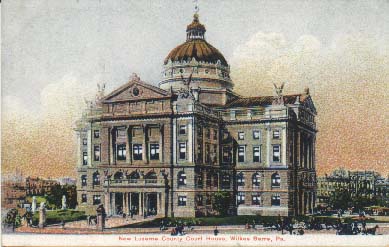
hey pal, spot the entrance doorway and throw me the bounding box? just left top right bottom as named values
left=115, top=193, right=123, bottom=215
left=130, top=193, right=139, bottom=215
left=146, top=193, right=157, bottom=216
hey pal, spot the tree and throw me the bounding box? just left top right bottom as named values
left=328, top=188, right=352, bottom=210
left=213, top=191, right=232, bottom=216
left=46, top=184, right=63, bottom=209
left=63, top=185, right=77, bottom=209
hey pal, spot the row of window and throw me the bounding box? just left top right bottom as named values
left=85, top=129, right=280, bottom=145
left=177, top=193, right=281, bottom=207
left=83, top=144, right=280, bottom=165
left=225, top=145, right=280, bottom=163
left=82, top=143, right=161, bottom=165
left=81, top=194, right=101, bottom=205
left=236, top=129, right=280, bottom=141
left=237, top=172, right=281, bottom=187
left=237, top=193, right=281, bottom=206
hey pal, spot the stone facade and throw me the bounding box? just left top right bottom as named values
left=75, top=14, right=317, bottom=217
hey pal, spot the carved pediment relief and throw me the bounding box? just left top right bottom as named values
left=102, top=74, right=171, bottom=103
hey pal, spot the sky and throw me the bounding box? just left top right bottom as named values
left=2, top=0, right=388, bottom=178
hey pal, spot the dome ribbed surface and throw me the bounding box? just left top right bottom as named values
left=164, top=39, right=228, bottom=66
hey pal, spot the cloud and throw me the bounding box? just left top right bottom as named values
left=231, top=31, right=389, bottom=175
left=2, top=74, right=98, bottom=177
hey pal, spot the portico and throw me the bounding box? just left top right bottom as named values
left=105, top=191, right=165, bottom=217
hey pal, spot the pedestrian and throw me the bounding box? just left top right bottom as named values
left=362, top=220, right=366, bottom=235
left=214, top=226, right=219, bottom=236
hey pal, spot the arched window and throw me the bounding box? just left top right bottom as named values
left=129, top=172, right=140, bottom=183
left=252, top=172, right=261, bottom=187
left=81, top=175, right=87, bottom=186
left=237, top=172, right=245, bottom=186
left=221, top=174, right=230, bottom=189
left=114, top=171, right=124, bottom=183
left=271, top=173, right=281, bottom=187
left=178, top=171, right=187, bottom=186
left=93, top=171, right=100, bottom=186
left=145, top=172, right=157, bottom=184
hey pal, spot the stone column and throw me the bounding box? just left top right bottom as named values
left=110, top=128, right=115, bottom=165
left=76, top=133, right=82, bottom=167
left=123, top=193, right=127, bottom=215
left=159, top=124, right=164, bottom=163
left=104, top=193, right=110, bottom=216
left=128, top=193, right=132, bottom=215
left=266, top=125, right=271, bottom=166
left=157, top=192, right=160, bottom=215
left=38, top=203, right=46, bottom=228
left=112, top=192, right=116, bottom=215
left=139, top=193, right=143, bottom=216
left=282, top=127, right=287, bottom=166
left=126, top=126, right=131, bottom=164
left=142, top=125, right=148, bottom=163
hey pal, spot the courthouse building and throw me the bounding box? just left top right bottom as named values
left=75, top=13, right=317, bottom=217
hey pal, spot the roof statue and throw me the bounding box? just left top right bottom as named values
left=272, top=82, right=285, bottom=105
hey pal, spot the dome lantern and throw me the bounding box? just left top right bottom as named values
left=186, top=14, right=206, bottom=40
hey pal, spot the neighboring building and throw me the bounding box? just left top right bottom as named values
left=1, top=181, right=26, bottom=210
left=75, top=13, right=317, bottom=217
left=25, top=177, right=60, bottom=196
left=316, top=168, right=385, bottom=207
left=57, top=177, right=77, bottom=186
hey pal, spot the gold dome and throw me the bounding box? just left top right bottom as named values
left=164, top=14, right=228, bottom=67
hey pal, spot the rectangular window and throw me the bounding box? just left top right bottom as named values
left=179, top=125, right=187, bottom=135
left=252, top=193, right=261, bottom=205
left=81, top=175, right=87, bottom=186
left=206, top=129, right=211, bottom=139
left=273, top=130, right=280, bottom=139
left=271, top=194, right=281, bottom=206
left=93, top=195, right=101, bottom=205
left=94, top=130, right=100, bottom=138
left=253, top=146, right=261, bottom=162
left=213, top=129, right=218, bottom=140
left=196, top=195, right=203, bottom=206
left=178, top=196, right=187, bottom=206
left=81, top=194, right=87, bottom=203
left=82, top=138, right=87, bottom=145
left=273, top=145, right=281, bottom=162
left=222, top=146, right=232, bottom=163
left=253, top=130, right=260, bottom=140
left=117, top=128, right=126, bottom=137
left=179, top=143, right=186, bottom=160
left=117, top=144, right=126, bottom=160
left=133, top=144, right=143, bottom=160
left=94, top=145, right=100, bottom=161
left=237, top=192, right=245, bottom=205
left=238, top=145, right=245, bottom=162
left=150, top=144, right=160, bottom=160
left=205, top=144, right=210, bottom=163
left=238, top=131, right=245, bottom=140
left=82, top=152, right=88, bottom=165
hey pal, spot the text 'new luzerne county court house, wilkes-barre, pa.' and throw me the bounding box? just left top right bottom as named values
left=75, top=13, right=317, bottom=218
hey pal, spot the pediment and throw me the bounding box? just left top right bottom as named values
left=302, top=95, right=317, bottom=115
left=102, top=77, right=171, bottom=103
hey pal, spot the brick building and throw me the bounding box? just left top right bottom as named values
left=1, top=182, right=26, bottom=210
left=25, top=177, right=60, bottom=196
left=75, top=13, right=317, bottom=217
left=317, top=168, right=388, bottom=207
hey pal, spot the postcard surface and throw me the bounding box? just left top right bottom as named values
left=2, top=0, right=388, bottom=246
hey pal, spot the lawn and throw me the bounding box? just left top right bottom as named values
left=32, top=210, right=86, bottom=225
